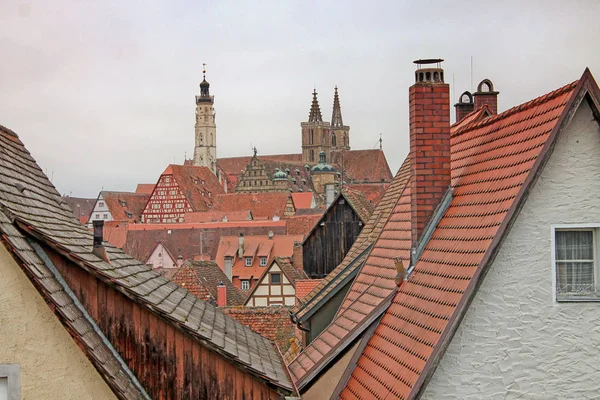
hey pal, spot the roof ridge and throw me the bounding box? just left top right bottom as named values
left=453, top=80, right=578, bottom=138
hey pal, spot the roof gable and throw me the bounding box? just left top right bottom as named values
left=340, top=71, right=600, bottom=399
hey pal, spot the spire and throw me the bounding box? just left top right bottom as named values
left=199, top=63, right=210, bottom=100
left=308, top=89, right=323, bottom=123
left=331, top=86, right=344, bottom=127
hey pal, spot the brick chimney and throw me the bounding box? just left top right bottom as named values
left=454, top=91, right=474, bottom=123
left=293, top=241, right=304, bottom=273
left=92, top=220, right=110, bottom=263
left=473, top=79, right=499, bottom=115
left=410, top=59, right=451, bottom=248
left=217, top=281, right=227, bottom=307
left=176, top=255, right=183, bottom=267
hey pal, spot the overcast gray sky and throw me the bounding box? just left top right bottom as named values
left=2, top=0, right=599, bottom=197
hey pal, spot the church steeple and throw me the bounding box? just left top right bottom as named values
left=331, top=86, right=344, bottom=127
left=193, top=63, right=217, bottom=174
left=329, top=86, right=350, bottom=151
left=308, top=89, right=323, bottom=122
left=198, top=63, right=211, bottom=102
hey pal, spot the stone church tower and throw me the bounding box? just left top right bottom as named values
left=301, top=90, right=331, bottom=164
left=330, top=86, right=350, bottom=150
left=193, top=66, right=217, bottom=174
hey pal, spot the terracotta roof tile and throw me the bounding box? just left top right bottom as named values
left=275, top=256, right=308, bottom=286
left=135, top=183, right=155, bottom=195
left=291, top=192, right=315, bottom=209
left=288, top=155, right=412, bottom=385
left=339, top=79, right=583, bottom=399
left=184, top=210, right=252, bottom=223
left=211, top=192, right=293, bottom=219
left=171, top=260, right=246, bottom=306
left=330, top=149, right=393, bottom=183
left=342, top=188, right=374, bottom=223
left=102, top=221, right=128, bottom=248
left=99, top=191, right=150, bottom=223
left=285, top=214, right=322, bottom=236
left=344, top=183, right=389, bottom=208
left=167, top=164, right=225, bottom=211
left=295, top=279, right=323, bottom=301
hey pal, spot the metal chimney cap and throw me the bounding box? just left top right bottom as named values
left=413, top=58, right=444, bottom=65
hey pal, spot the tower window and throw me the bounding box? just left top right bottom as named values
left=332, top=134, right=337, bottom=147
left=310, top=150, right=315, bottom=162
left=310, top=129, right=314, bottom=145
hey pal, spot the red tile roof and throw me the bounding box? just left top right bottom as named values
left=170, top=261, right=246, bottom=306
left=342, top=188, right=374, bottom=224
left=215, top=234, right=303, bottom=281
left=330, top=149, right=393, bottom=183
left=97, top=191, right=150, bottom=223
left=166, top=164, right=225, bottom=211
left=285, top=214, right=323, bottom=237
left=291, top=192, right=314, bottom=209
left=102, top=221, right=128, bottom=248
left=345, top=183, right=389, bottom=208
left=295, top=279, right=323, bottom=301
left=211, top=192, right=293, bottom=219
left=291, top=156, right=411, bottom=323
left=184, top=210, right=253, bottom=223
left=218, top=154, right=304, bottom=175
left=338, top=76, right=594, bottom=399
left=135, top=183, right=155, bottom=195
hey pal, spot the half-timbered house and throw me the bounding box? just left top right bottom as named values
left=141, top=164, right=225, bottom=223
left=244, top=257, right=307, bottom=306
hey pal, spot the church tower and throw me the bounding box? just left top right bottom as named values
left=193, top=65, right=217, bottom=174
left=301, top=89, right=331, bottom=164
left=330, top=86, right=350, bottom=150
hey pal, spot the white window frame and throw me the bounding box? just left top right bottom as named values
left=0, top=364, right=20, bottom=400
left=245, top=257, right=252, bottom=267
left=259, top=257, right=267, bottom=267
left=241, top=280, right=250, bottom=290
left=552, top=224, right=600, bottom=302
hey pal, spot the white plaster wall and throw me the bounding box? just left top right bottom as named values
left=0, top=244, right=117, bottom=399
left=87, top=193, right=113, bottom=227
left=424, top=101, right=600, bottom=399
left=147, top=243, right=175, bottom=269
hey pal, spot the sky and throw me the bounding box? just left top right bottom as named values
left=1, top=0, right=599, bottom=198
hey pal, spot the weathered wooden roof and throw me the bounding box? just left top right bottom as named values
left=0, top=124, right=293, bottom=393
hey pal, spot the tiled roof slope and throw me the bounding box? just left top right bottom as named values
left=344, top=183, right=388, bottom=208
left=218, top=154, right=304, bottom=175
left=285, top=214, right=322, bottom=237
left=0, top=125, right=293, bottom=392
left=102, top=221, right=128, bottom=248
left=184, top=210, right=253, bottom=223
left=343, top=188, right=374, bottom=223
left=330, top=149, right=393, bottom=183
left=61, top=196, right=95, bottom=221
left=212, top=192, right=292, bottom=219
left=340, top=79, right=587, bottom=399
left=168, top=164, right=225, bottom=211
left=291, top=156, right=411, bottom=323
left=100, top=191, right=149, bottom=223
left=295, top=279, right=323, bottom=301
left=171, top=260, right=246, bottom=306
left=289, top=157, right=413, bottom=385
left=135, top=183, right=155, bottom=195
left=291, top=192, right=314, bottom=209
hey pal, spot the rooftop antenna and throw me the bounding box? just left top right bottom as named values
left=470, top=56, right=473, bottom=92
left=379, top=134, right=382, bottom=150
left=203, top=63, right=207, bottom=80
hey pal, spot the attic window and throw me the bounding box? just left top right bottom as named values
left=98, top=201, right=104, bottom=207
left=554, top=228, right=600, bottom=301
left=245, top=257, right=252, bottom=267
left=119, top=200, right=126, bottom=207
left=270, top=273, right=281, bottom=284
left=260, top=257, right=267, bottom=266
left=125, top=211, right=132, bottom=219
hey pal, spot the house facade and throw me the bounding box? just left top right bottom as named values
left=245, top=257, right=307, bottom=306
left=87, top=191, right=150, bottom=227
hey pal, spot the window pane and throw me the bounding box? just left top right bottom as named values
left=271, top=273, right=281, bottom=284
left=556, top=231, right=593, bottom=260
left=0, top=377, right=7, bottom=400
left=557, top=261, right=594, bottom=294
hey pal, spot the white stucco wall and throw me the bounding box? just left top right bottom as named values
left=423, top=100, right=600, bottom=399
left=0, top=244, right=117, bottom=399
left=87, top=193, right=113, bottom=227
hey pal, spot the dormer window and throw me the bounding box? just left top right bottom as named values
left=98, top=201, right=104, bottom=207
left=245, top=257, right=252, bottom=267
left=259, top=257, right=267, bottom=266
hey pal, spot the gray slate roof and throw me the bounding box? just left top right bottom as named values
left=0, top=124, right=292, bottom=392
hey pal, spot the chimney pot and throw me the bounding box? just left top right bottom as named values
left=293, top=241, right=304, bottom=274
left=177, top=255, right=183, bottom=267
left=238, top=233, right=244, bottom=258
left=92, top=220, right=110, bottom=263
left=217, top=281, right=227, bottom=307
left=473, top=79, right=499, bottom=115
left=454, top=91, right=474, bottom=123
